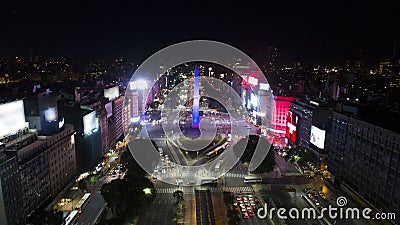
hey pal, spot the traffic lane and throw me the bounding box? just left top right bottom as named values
left=275, top=154, right=299, bottom=174
left=233, top=194, right=271, bottom=225
left=259, top=187, right=311, bottom=225
left=76, top=193, right=105, bottom=225
left=137, top=193, right=175, bottom=225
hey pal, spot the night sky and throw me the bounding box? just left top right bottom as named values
left=1, top=1, right=399, bottom=66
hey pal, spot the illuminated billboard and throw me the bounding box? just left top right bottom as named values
left=104, top=86, right=119, bottom=100
left=259, top=83, right=270, bottom=90
left=105, top=102, right=113, bottom=118
left=0, top=100, right=26, bottom=138
left=310, top=125, right=326, bottom=149
left=248, top=76, right=258, bottom=86
left=285, top=111, right=297, bottom=143
left=83, top=111, right=98, bottom=135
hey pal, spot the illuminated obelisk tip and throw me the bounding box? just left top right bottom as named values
left=192, top=66, right=200, bottom=128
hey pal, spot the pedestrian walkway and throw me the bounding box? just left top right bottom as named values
left=223, top=172, right=247, bottom=178
left=155, top=186, right=254, bottom=194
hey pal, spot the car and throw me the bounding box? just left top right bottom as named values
left=241, top=208, right=246, bottom=212
left=234, top=206, right=239, bottom=211
left=242, top=213, right=249, bottom=219
left=248, top=211, right=254, bottom=217
left=170, top=162, right=175, bottom=167
left=236, top=196, right=242, bottom=201
left=233, top=201, right=238, bottom=206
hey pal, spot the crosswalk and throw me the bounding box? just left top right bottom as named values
left=220, top=186, right=254, bottom=193
left=155, top=186, right=254, bottom=194
left=223, top=173, right=247, bottom=178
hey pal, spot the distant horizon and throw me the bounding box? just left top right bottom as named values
left=0, top=45, right=398, bottom=68
left=1, top=1, right=398, bottom=67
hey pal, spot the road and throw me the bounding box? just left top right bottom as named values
left=139, top=110, right=379, bottom=225
left=75, top=193, right=106, bottom=225
left=137, top=193, right=176, bottom=225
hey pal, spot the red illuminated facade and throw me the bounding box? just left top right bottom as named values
left=271, top=96, right=295, bottom=146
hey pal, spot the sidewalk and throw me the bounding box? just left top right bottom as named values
left=44, top=176, right=80, bottom=212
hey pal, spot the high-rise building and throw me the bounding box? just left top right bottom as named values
left=0, top=99, right=77, bottom=225
left=328, top=109, right=400, bottom=224
left=287, top=100, right=314, bottom=148
left=110, top=96, right=124, bottom=145
left=58, top=100, right=101, bottom=172
left=287, top=100, right=333, bottom=169
left=0, top=148, right=24, bottom=225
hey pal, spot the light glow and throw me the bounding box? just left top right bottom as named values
left=130, top=80, right=148, bottom=90
left=104, top=86, right=119, bottom=100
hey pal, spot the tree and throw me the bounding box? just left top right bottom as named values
left=173, top=190, right=184, bottom=204
left=100, top=154, right=155, bottom=224
left=236, top=135, right=276, bottom=173
left=251, top=145, right=276, bottom=174
left=28, top=209, right=63, bottom=225
left=78, top=174, right=100, bottom=191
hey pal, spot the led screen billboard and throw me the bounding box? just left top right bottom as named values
left=83, top=111, right=98, bottom=135
left=105, top=102, right=113, bottom=118
left=0, top=100, right=26, bottom=138
left=310, top=125, right=326, bottom=149
left=285, top=111, right=297, bottom=143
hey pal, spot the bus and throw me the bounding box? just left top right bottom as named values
left=244, top=176, right=262, bottom=183
left=75, top=193, right=91, bottom=213
left=65, top=210, right=79, bottom=225
left=201, top=178, right=218, bottom=186
left=205, top=145, right=225, bottom=158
